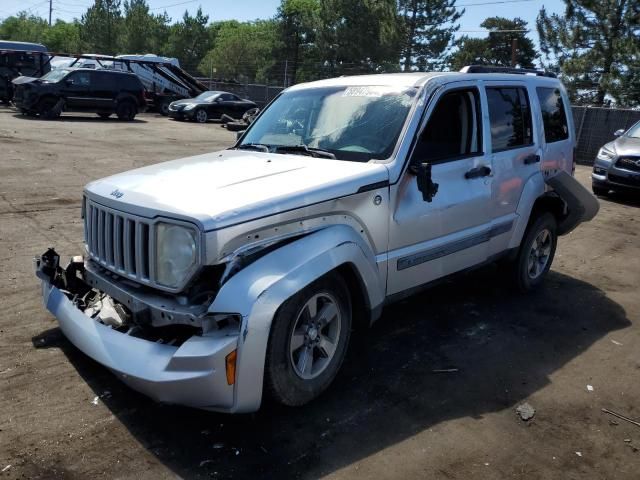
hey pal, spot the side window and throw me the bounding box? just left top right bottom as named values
left=220, top=93, right=234, bottom=101
left=69, top=71, right=91, bottom=87
left=486, top=87, right=533, bottom=151
left=536, top=87, right=569, bottom=143
left=413, top=88, right=483, bottom=163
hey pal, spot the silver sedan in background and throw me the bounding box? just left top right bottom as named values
left=592, top=120, right=640, bottom=196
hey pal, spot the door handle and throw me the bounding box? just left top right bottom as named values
left=465, top=165, right=492, bottom=179
left=524, top=154, right=541, bottom=165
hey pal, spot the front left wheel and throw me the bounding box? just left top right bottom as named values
left=265, top=272, right=352, bottom=406
left=194, top=108, right=208, bottom=123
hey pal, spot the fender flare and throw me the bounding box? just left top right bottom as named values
left=208, top=224, right=385, bottom=413
left=544, top=170, right=600, bottom=235
left=508, top=173, right=546, bottom=249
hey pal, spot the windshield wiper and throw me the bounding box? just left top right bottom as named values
left=274, top=144, right=336, bottom=159
left=235, top=143, right=269, bottom=153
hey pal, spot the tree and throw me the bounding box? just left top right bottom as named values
left=43, top=20, right=83, bottom=52
left=198, top=20, right=278, bottom=83
left=80, top=0, right=123, bottom=55
left=121, top=0, right=170, bottom=54
left=164, top=8, right=211, bottom=72
left=0, top=13, right=48, bottom=43
left=318, top=0, right=402, bottom=75
left=398, top=0, right=463, bottom=71
left=449, top=17, right=537, bottom=70
left=276, top=0, right=320, bottom=84
left=537, top=0, right=640, bottom=106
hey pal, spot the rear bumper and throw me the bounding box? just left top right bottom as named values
left=37, top=262, right=238, bottom=412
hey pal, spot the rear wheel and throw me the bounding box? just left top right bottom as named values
left=159, top=101, right=170, bottom=116
left=265, top=272, right=352, bottom=406
left=194, top=108, right=208, bottom=123
left=116, top=100, right=136, bottom=121
left=510, top=212, right=558, bottom=292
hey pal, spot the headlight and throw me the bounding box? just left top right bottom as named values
left=183, top=103, right=196, bottom=111
left=156, top=223, right=197, bottom=288
left=597, top=146, right=616, bottom=161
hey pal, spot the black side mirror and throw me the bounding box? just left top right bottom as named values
left=410, top=162, right=439, bottom=202
left=65, top=79, right=74, bottom=86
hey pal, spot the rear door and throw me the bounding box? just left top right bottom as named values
left=482, top=82, right=540, bottom=256
left=535, top=85, right=573, bottom=174
left=91, top=71, right=116, bottom=110
left=387, top=82, right=492, bottom=295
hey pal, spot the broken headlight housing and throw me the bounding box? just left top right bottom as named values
left=156, top=222, right=198, bottom=289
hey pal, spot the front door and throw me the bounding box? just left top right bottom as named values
left=61, top=71, right=91, bottom=110
left=387, top=83, right=493, bottom=296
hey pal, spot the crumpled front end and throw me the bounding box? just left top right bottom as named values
left=34, top=249, right=240, bottom=411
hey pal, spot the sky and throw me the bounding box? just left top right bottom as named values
left=0, top=0, right=566, bottom=43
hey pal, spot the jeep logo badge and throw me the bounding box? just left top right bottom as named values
left=110, top=189, right=124, bottom=199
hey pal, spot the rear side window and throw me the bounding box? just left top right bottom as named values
left=536, top=87, right=569, bottom=143
left=486, top=87, right=533, bottom=151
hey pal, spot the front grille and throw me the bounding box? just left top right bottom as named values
left=608, top=173, right=640, bottom=188
left=616, top=156, right=640, bottom=173
left=84, top=198, right=153, bottom=285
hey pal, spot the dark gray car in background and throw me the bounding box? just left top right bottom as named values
left=592, top=120, right=640, bottom=196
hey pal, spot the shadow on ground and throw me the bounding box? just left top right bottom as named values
left=11, top=112, right=148, bottom=123
left=33, top=267, right=630, bottom=479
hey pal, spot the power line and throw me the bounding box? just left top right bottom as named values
left=149, top=0, right=201, bottom=11
left=455, top=0, right=536, bottom=7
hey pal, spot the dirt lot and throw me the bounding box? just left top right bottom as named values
left=1, top=106, right=639, bottom=480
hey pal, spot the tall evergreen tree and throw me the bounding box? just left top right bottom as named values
left=318, top=0, right=402, bottom=75
left=164, top=8, right=211, bottom=71
left=398, top=0, right=463, bottom=71
left=121, top=0, right=170, bottom=54
left=276, top=0, right=320, bottom=84
left=537, top=0, right=640, bottom=106
left=80, top=0, right=122, bottom=55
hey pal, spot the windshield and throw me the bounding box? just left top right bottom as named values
left=41, top=69, right=70, bottom=83
left=238, top=85, right=418, bottom=162
left=625, top=121, right=640, bottom=139
left=195, top=91, right=220, bottom=102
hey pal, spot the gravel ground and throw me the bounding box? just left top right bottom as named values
left=0, top=106, right=639, bottom=480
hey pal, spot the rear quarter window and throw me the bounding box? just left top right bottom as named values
left=536, top=87, right=569, bottom=143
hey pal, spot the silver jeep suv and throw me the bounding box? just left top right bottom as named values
left=35, top=67, right=599, bottom=413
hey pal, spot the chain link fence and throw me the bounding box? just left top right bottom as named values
left=572, top=106, right=640, bottom=165
left=196, top=78, right=284, bottom=107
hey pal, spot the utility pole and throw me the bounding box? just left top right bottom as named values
left=49, top=0, right=52, bottom=26
left=511, top=37, right=518, bottom=67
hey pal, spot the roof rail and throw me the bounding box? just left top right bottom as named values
left=460, top=65, right=557, bottom=78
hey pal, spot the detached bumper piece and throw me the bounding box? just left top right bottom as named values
left=34, top=249, right=238, bottom=411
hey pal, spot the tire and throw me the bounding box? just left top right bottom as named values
left=39, top=98, right=61, bottom=119
left=592, top=183, right=609, bottom=196
left=97, top=112, right=111, bottom=119
left=265, top=272, right=352, bottom=406
left=510, top=212, right=558, bottom=292
left=194, top=108, right=208, bottom=123
left=160, top=101, right=170, bottom=116
left=116, top=100, right=136, bottom=121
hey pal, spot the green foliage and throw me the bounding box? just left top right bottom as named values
left=537, top=0, right=640, bottom=107
left=398, top=0, right=463, bottom=71
left=449, top=17, right=537, bottom=70
left=121, top=0, right=170, bottom=54
left=80, top=0, right=123, bottom=55
left=0, top=13, right=48, bottom=43
left=198, top=20, right=278, bottom=83
left=317, top=0, right=402, bottom=75
left=164, top=8, right=211, bottom=71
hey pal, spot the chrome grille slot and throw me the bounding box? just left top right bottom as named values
left=85, top=200, right=153, bottom=285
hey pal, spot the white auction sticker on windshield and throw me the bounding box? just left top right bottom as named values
left=342, top=86, right=386, bottom=97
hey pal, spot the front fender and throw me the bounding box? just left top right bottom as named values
left=209, top=224, right=385, bottom=413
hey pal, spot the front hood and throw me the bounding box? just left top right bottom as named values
left=11, top=76, right=40, bottom=85
left=170, top=99, right=199, bottom=108
left=613, top=136, right=640, bottom=156
left=85, top=150, right=389, bottom=231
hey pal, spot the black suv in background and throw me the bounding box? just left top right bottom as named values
left=13, top=68, right=146, bottom=120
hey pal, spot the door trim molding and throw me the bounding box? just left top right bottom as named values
left=396, top=219, right=513, bottom=271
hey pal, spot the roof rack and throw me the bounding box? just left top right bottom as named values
left=460, top=65, right=557, bottom=78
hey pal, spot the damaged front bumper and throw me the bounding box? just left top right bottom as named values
left=34, top=249, right=239, bottom=411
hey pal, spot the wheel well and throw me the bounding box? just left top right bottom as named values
left=335, top=263, right=371, bottom=332
left=530, top=194, right=566, bottom=225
